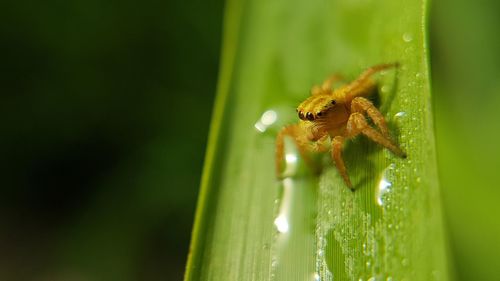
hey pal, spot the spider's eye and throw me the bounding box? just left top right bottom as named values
left=298, top=111, right=305, bottom=120
left=306, top=112, right=314, bottom=121
left=317, top=111, right=323, bottom=117
left=331, top=100, right=336, bottom=105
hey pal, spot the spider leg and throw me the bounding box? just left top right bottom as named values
left=311, top=74, right=345, bottom=95
left=321, top=74, right=345, bottom=91
left=310, top=134, right=329, bottom=153
left=351, top=97, right=390, bottom=138
left=275, top=124, right=313, bottom=178
left=346, top=113, right=406, bottom=158
left=331, top=135, right=353, bottom=190
left=345, top=63, right=398, bottom=100
left=310, top=85, right=323, bottom=96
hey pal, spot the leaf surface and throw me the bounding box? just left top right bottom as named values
left=185, top=0, right=449, bottom=280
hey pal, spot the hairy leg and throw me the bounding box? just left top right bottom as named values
left=310, top=134, right=329, bottom=153
left=311, top=74, right=344, bottom=95
left=351, top=97, right=390, bottom=138
left=345, top=63, right=398, bottom=99
left=331, top=136, right=353, bottom=189
left=321, top=74, right=344, bottom=91
left=346, top=113, right=406, bottom=157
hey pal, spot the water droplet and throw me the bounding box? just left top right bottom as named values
left=416, top=177, right=421, bottom=183
left=394, top=111, right=406, bottom=118
left=281, top=137, right=301, bottom=176
left=313, top=272, right=321, bottom=281
left=274, top=214, right=289, bottom=233
left=273, top=178, right=294, bottom=233
left=367, top=277, right=376, bottom=281
left=387, top=277, right=393, bottom=281
left=272, top=176, right=318, bottom=280
left=285, top=153, right=298, bottom=164
left=376, top=164, right=394, bottom=206
left=255, top=109, right=278, bottom=132
left=381, top=85, right=390, bottom=93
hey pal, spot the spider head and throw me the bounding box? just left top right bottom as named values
left=296, top=99, right=337, bottom=121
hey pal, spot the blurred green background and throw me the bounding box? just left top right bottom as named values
left=432, top=0, right=500, bottom=280
left=0, top=0, right=499, bottom=280
left=0, top=0, right=223, bottom=280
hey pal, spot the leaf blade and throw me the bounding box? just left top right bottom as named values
left=185, top=0, right=450, bottom=280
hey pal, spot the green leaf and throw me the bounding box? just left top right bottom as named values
left=185, top=0, right=450, bottom=280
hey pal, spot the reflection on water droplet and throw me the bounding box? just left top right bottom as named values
left=271, top=177, right=318, bottom=280
left=376, top=164, right=394, bottom=206
left=274, top=178, right=293, bottom=234
left=285, top=153, right=298, bottom=164
left=402, top=32, right=413, bottom=42
left=283, top=152, right=299, bottom=176
left=313, top=272, right=320, bottom=281
left=255, top=109, right=278, bottom=132
left=274, top=214, right=289, bottom=233
left=394, top=111, right=406, bottom=118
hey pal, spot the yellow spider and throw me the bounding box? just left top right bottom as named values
left=275, top=63, right=406, bottom=190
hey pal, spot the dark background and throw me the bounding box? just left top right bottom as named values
left=1, top=0, right=223, bottom=280
left=1, top=0, right=500, bottom=280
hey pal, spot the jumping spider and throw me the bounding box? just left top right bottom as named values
left=275, top=63, right=406, bottom=190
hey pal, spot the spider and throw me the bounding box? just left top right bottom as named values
left=275, top=63, right=406, bottom=190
